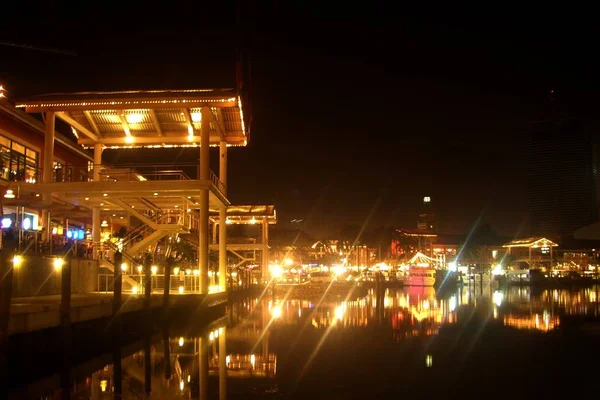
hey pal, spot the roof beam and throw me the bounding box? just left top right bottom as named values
left=117, top=112, right=133, bottom=140
left=82, top=110, right=101, bottom=136
left=56, top=112, right=98, bottom=142
left=181, top=108, right=195, bottom=138
left=19, top=99, right=236, bottom=112
left=211, top=108, right=226, bottom=139
left=77, top=134, right=246, bottom=146
left=149, top=109, right=163, bottom=137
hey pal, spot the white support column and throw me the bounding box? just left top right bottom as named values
left=92, top=144, right=104, bottom=259
left=219, top=140, right=227, bottom=196
left=262, top=218, right=269, bottom=283
left=219, top=205, right=227, bottom=291
left=199, top=107, right=211, bottom=294
left=41, top=112, right=55, bottom=241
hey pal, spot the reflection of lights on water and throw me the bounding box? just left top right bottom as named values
left=209, top=331, right=215, bottom=341
left=493, top=291, right=504, bottom=307
left=298, top=307, right=302, bottom=317
left=188, top=375, right=191, bottom=383
left=219, top=327, right=223, bottom=335
left=226, top=355, right=231, bottom=366
left=426, top=354, right=433, bottom=367
left=178, top=337, right=184, bottom=346
left=214, top=329, right=219, bottom=338
left=100, top=379, right=108, bottom=392
left=449, top=295, right=457, bottom=312
left=271, top=307, right=282, bottom=319
left=422, top=300, right=430, bottom=310
left=250, top=354, right=256, bottom=368
left=180, top=380, right=184, bottom=391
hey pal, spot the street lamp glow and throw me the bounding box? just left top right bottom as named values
left=491, top=264, right=503, bottom=276
left=271, top=306, right=282, bottom=319
left=53, top=258, right=64, bottom=271
left=151, top=265, right=158, bottom=275
left=284, top=258, right=293, bottom=266
left=270, top=264, right=283, bottom=278
left=173, top=267, right=180, bottom=275
left=132, top=285, right=139, bottom=294
left=448, top=261, right=457, bottom=272
left=178, top=337, right=184, bottom=346
left=120, top=263, right=128, bottom=272
left=178, top=286, right=184, bottom=294
left=12, top=255, right=23, bottom=268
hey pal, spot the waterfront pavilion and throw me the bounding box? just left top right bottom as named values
left=11, top=88, right=249, bottom=293
left=503, top=237, right=558, bottom=268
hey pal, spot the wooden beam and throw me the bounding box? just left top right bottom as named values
left=181, top=108, right=194, bottom=137
left=211, top=108, right=225, bottom=139
left=117, top=113, right=133, bottom=139
left=77, top=133, right=246, bottom=146
left=21, top=99, right=237, bottom=112
left=149, top=109, right=163, bottom=137
left=56, top=112, right=98, bottom=142
left=83, top=110, right=101, bottom=136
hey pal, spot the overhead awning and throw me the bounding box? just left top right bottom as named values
left=15, top=88, right=249, bottom=148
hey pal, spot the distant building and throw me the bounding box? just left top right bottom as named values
left=527, top=119, right=597, bottom=240
left=417, top=196, right=436, bottom=233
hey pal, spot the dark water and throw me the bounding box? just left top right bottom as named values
left=9, top=285, right=600, bottom=399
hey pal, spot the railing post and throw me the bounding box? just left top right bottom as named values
left=113, top=252, right=123, bottom=316
left=144, top=254, right=152, bottom=307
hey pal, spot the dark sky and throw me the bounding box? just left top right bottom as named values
left=2, top=3, right=599, bottom=238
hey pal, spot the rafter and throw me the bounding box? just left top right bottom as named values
left=211, top=108, right=226, bottom=139
left=181, top=108, right=194, bottom=137
left=56, top=112, right=98, bottom=142
left=77, top=134, right=246, bottom=146
left=82, top=110, right=101, bottom=136
left=117, top=112, right=133, bottom=139
left=149, top=109, right=163, bottom=137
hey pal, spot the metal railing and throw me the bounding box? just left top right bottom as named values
left=210, top=170, right=227, bottom=195
left=97, top=273, right=217, bottom=294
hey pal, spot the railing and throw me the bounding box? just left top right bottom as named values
left=97, top=273, right=220, bottom=294
left=6, top=162, right=227, bottom=195
left=210, top=170, right=227, bottom=195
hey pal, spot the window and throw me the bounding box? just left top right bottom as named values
left=53, top=161, right=64, bottom=182
left=0, top=134, right=39, bottom=183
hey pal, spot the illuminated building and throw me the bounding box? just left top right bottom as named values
left=2, top=85, right=279, bottom=291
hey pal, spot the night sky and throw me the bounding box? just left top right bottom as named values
left=2, top=3, right=599, bottom=238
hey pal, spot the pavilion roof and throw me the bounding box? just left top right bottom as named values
left=209, top=205, right=276, bottom=224
left=15, top=88, right=248, bottom=148
left=502, top=237, right=558, bottom=248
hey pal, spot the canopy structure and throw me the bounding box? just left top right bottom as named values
left=210, top=204, right=276, bottom=224
left=16, top=88, right=249, bottom=148
left=502, top=237, right=558, bottom=249
left=408, top=251, right=438, bottom=266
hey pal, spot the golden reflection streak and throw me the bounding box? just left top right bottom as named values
left=285, top=278, right=340, bottom=352
left=250, top=285, right=294, bottom=354
left=296, top=281, right=361, bottom=384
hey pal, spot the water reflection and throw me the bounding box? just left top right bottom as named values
left=12, top=284, right=600, bottom=398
